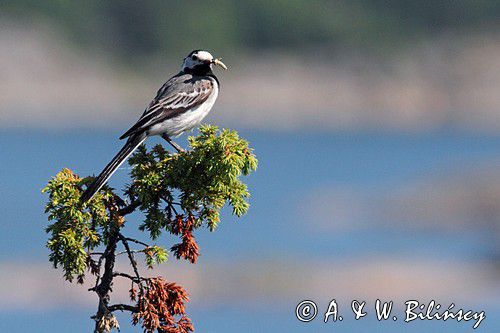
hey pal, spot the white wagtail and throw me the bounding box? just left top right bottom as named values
left=81, top=50, right=227, bottom=202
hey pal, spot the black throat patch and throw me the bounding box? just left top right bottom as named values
left=183, top=64, right=212, bottom=76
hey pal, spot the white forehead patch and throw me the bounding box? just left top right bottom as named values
left=196, top=51, right=213, bottom=61
left=182, top=50, right=215, bottom=70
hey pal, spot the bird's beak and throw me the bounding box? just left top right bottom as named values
left=212, top=58, right=228, bottom=70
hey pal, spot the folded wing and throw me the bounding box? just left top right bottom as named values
left=120, top=75, right=214, bottom=140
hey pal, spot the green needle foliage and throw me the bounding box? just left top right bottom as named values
left=44, top=168, right=110, bottom=282
left=129, top=125, right=258, bottom=234
left=42, top=125, right=257, bottom=332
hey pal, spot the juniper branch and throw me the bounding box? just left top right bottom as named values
left=43, top=125, right=258, bottom=333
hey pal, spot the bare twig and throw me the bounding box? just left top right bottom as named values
left=124, top=237, right=150, bottom=248
left=162, top=195, right=180, bottom=216
left=119, top=233, right=144, bottom=293
left=113, top=272, right=145, bottom=282
left=116, top=249, right=143, bottom=256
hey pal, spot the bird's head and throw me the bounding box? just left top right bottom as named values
left=181, top=50, right=227, bottom=74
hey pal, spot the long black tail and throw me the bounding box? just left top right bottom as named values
left=81, top=134, right=147, bottom=203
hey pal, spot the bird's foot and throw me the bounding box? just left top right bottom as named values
left=161, top=134, right=185, bottom=153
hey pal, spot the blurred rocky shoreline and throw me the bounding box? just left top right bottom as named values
left=1, top=24, right=499, bottom=133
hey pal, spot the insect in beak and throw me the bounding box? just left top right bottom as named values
left=212, top=58, right=228, bottom=70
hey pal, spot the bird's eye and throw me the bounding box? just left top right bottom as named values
left=191, top=55, right=198, bottom=60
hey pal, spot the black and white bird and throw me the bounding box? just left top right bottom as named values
left=80, top=50, right=227, bottom=202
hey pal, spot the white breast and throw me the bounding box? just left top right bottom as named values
left=148, top=79, right=219, bottom=137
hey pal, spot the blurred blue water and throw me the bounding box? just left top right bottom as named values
left=1, top=129, right=499, bottom=332
left=2, top=129, right=499, bottom=259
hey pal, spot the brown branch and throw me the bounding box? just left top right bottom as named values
left=91, top=197, right=146, bottom=330
left=116, top=249, right=143, bottom=256
left=89, top=252, right=105, bottom=292
left=108, top=304, right=138, bottom=313
left=93, top=225, right=120, bottom=330
left=118, top=200, right=141, bottom=216
left=118, top=233, right=144, bottom=293
left=161, top=194, right=180, bottom=216
left=124, top=237, right=150, bottom=248
left=113, top=272, right=145, bottom=282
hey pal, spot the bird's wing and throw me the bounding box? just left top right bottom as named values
left=119, top=74, right=215, bottom=139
